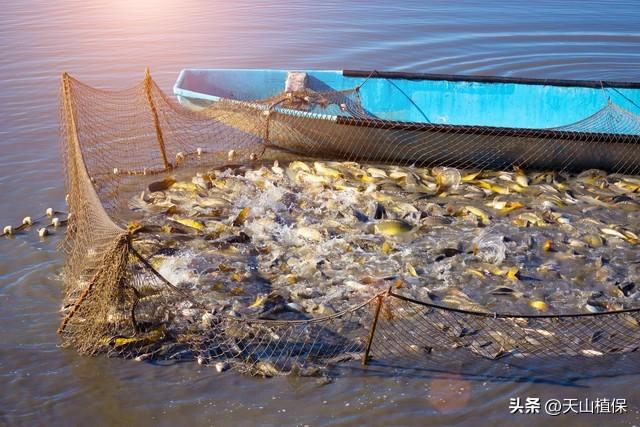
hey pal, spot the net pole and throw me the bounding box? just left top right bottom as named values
left=57, top=267, right=101, bottom=334
left=144, top=68, right=171, bottom=170
left=61, top=73, right=79, bottom=152
left=60, top=72, right=127, bottom=230
left=61, top=72, right=93, bottom=196
left=362, top=292, right=385, bottom=366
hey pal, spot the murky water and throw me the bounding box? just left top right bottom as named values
left=2, top=0, right=640, bottom=425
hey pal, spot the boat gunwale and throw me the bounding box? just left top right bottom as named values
left=343, top=69, right=640, bottom=89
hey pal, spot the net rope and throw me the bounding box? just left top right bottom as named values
left=58, top=70, right=640, bottom=378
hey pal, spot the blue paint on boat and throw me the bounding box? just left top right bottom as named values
left=174, top=69, right=640, bottom=132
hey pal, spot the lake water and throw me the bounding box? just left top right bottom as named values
left=2, top=0, right=640, bottom=425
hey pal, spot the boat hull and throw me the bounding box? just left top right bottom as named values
left=194, top=101, right=639, bottom=172
left=174, top=68, right=640, bottom=173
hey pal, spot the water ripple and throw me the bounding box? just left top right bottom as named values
left=2, top=0, right=640, bottom=425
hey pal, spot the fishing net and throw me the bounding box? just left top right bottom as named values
left=58, top=69, right=640, bottom=378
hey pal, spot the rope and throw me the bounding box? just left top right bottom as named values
left=2, top=207, right=69, bottom=237
left=128, top=238, right=208, bottom=310
left=388, top=290, right=640, bottom=319
left=600, top=80, right=612, bottom=104
left=354, top=69, right=379, bottom=92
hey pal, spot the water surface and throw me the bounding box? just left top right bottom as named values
left=2, top=1, right=640, bottom=425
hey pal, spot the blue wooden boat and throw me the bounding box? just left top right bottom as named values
left=173, top=69, right=640, bottom=171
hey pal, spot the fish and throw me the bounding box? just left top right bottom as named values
left=580, top=349, right=604, bottom=357
left=373, top=219, right=413, bottom=236
left=585, top=299, right=607, bottom=313
left=487, top=330, right=518, bottom=348
left=497, top=201, right=524, bottom=215
left=170, top=217, right=205, bottom=231
left=434, top=167, right=461, bottom=189
left=529, top=300, right=548, bottom=312
left=539, top=194, right=564, bottom=208
left=478, top=263, right=519, bottom=280
left=406, top=263, right=418, bottom=277
left=313, top=162, right=342, bottom=178
left=296, top=172, right=330, bottom=186
left=485, top=198, right=508, bottom=209
left=463, top=206, right=490, bottom=225
left=441, top=289, right=489, bottom=313
left=271, top=161, right=284, bottom=175
left=232, top=207, right=250, bottom=226
left=356, top=174, right=377, bottom=184
left=253, top=361, right=283, bottom=377
left=352, top=209, right=369, bottom=222
left=113, top=327, right=165, bottom=348
left=462, top=171, right=481, bottom=182
left=127, top=159, right=640, bottom=343
left=490, top=287, right=518, bottom=296
left=513, top=212, right=546, bottom=227
left=381, top=240, right=394, bottom=254
left=577, top=195, right=611, bottom=208
left=522, top=327, right=555, bottom=338
left=248, top=295, right=266, bottom=308
left=601, top=227, right=638, bottom=244
left=148, top=177, right=177, bottom=192
left=584, top=234, right=604, bottom=248
left=373, top=202, right=387, bottom=220
left=524, top=336, right=542, bottom=347
left=333, top=181, right=361, bottom=191
left=286, top=274, right=298, bottom=284
left=620, top=314, right=639, bottom=328
left=514, top=170, right=529, bottom=187
left=171, top=181, right=203, bottom=192
left=296, top=226, right=323, bottom=241
left=505, top=266, right=519, bottom=281
left=388, top=170, right=408, bottom=181
left=474, top=180, right=510, bottom=195
left=127, top=220, right=145, bottom=234
left=288, top=161, right=311, bottom=172
left=465, top=268, right=485, bottom=279
left=531, top=171, right=555, bottom=185
left=195, top=196, right=230, bottom=208
left=614, top=180, right=640, bottom=193
left=544, top=212, right=570, bottom=224
left=366, top=167, right=388, bottom=178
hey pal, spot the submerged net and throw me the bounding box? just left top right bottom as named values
left=58, top=70, right=640, bottom=378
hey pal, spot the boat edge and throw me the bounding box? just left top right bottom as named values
left=343, top=69, right=640, bottom=89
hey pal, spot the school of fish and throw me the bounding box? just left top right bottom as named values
left=127, top=160, right=640, bottom=323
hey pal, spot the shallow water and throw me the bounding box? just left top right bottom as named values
left=2, top=0, right=640, bottom=425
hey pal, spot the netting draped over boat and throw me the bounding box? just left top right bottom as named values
left=58, top=70, right=640, bottom=377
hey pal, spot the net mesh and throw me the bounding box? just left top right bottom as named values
left=58, top=70, right=640, bottom=378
